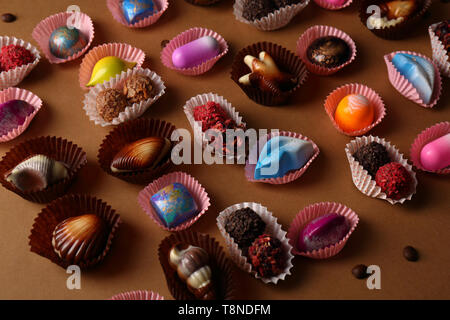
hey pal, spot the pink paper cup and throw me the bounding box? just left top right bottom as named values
left=106, top=0, right=169, bottom=28
left=287, top=202, right=359, bottom=258
left=233, top=0, right=311, bottom=31
left=183, top=92, right=247, bottom=162
left=297, top=25, right=357, bottom=76
left=160, top=27, right=228, bottom=76
left=245, top=130, right=320, bottom=184
left=324, top=83, right=386, bottom=137
left=138, top=172, right=211, bottom=232
left=216, top=202, right=294, bottom=284
left=32, top=11, right=94, bottom=64
left=429, top=22, right=449, bottom=78
left=410, top=121, right=450, bottom=175
left=79, top=43, right=145, bottom=89
left=110, top=290, right=164, bottom=300
left=384, top=51, right=442, bottom=108
left=345, top=135, right=418, bottom=205
left=83, top=67, right=166, bottom=126
left=0, top=87, right=42, bottom=143
left=313, top=0, right=352, bottom=10
left=0, top=36, right=40, bottom=90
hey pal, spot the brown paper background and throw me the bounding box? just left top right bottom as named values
left=0, top=0, right=449, bottom=300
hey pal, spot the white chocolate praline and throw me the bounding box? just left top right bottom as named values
left=367, top=16, right=404, bottom=29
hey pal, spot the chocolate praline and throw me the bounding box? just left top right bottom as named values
left=307, top=36, right=351, bottom=68
left=352, top=142, right=391, bottom=177
left=123, top=75, right=153, bottom=104
left=224, top=207, right=266, bottom=248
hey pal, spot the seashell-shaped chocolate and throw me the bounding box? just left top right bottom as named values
left=52, top=214, right=109, bottom=265
left=5, top=154, right=68, bottom=193
left=110, top=137, right=171, bottom=173
left=169, top=243, right=216, bottom=300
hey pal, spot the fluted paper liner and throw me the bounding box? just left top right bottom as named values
left=0, top=87, right=42, bottom=142
left=32, top=11, right=94, bottom=64
left=384, top=51, right=442, bottom=108
left=324, top=83, right=386, bottom=136
left=0, top=36, right=40, bottom=90
left=158, top=231, right=236, bottom=300
left=313, top=0, right=352, bottom=10
left=345, top=135, right=418, bottom=205
left=79, top=43, right=145, bottom=89
left=0, top=136, right=87, bottom=203
left=138, top=171, right=211, bottom=232
left=107, top=0, right=169, bottom=28
left=245, top=130, right=320, bottom=184
left=110, top=290, right=164, bottom=300
left=358, top=0, right=432, bottom=40
left=233, top=0, right=310, bottom=31
left=429, top=22, right=450, bottom=78
left=410, top=121, right=450, bottom=175
left=83, top=67, right=166, bottom=126
left=183, top=92, right=247, bottom=162
left=296, top=25, right=357, bottom=76
left=287, top=202, right=359, bottom=258
left=160, top=27, right=228, bottom=76
left=231, top=42, right=308, bottom=106
left=98, top=118, right=177, bottom=184
left=217, top=202, right=294, bottom=284
left=29, top=194, right=121, bottom=269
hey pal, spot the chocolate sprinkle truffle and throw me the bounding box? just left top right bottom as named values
left=123, top=74, right=153, bottom=104
left=224, top=207, right=266, bottom=248
left=306, top=36, right=351, bottom=68
left=242, top=0, right=276, bottom=21
left=248, top=234, right=284, bottom=278
left=96, top=88, right=128, bottom=122
left=434, top=20, right=449, bottom=54
left=352, top=142, right=391, bottom=177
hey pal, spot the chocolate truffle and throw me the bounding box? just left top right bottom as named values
left=375, top=162, right=412, bottom=200
left=242, top=0, right=276, bottom=21
left=248, top=234, right=284, bottom=278
left=52, top=214, right=109, bottom=264
left=434, top=20, right=449, bottom=54
left=123, top=74, right=153, bottom=104
left=224, top=207, right=266, bottom=248
left=121, top=0, right=157, bottom=24
left=0, top=44, right=35, bottom=71
left=96, top=88, right=128, bottom=122
left=352, top=142, right=391, bottom=177
left=273, top=0, right=302, bottom=7
left=306, top=36, right=351, bottom=68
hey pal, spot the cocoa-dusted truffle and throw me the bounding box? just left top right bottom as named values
left=248, top=234, right=284, bottom=278
left=375, top=162, right=412, bottom=200
left=306, top=36, right=351, bottom=68
left=96, top=88, right=128, bottom=122
left=352, top=142, right=391, bottom=177
left=242, top=0, right=276, bottom=21
left=123, top=74, right=153, bottom=104
left=224, top=207, right=266, bottom=248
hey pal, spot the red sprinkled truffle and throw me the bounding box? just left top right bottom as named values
left=0, top=45, right=35, bottom=72
left=375, top=162, right=412, bottom=200
left=248, top=234, right=284, bottom=278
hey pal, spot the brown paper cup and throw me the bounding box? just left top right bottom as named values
left=0, top=136, right=87, bottom=203
left=429, top=22, right=450, bottom=78
left=345, top=135, right=418, bottom=205
left=231, top=42, right=308, bottom=106
left=110, top=290, right=164, bottom=300
left=97, top=118, right=177, bottom=184
left=29, top=194, right=121, bottom=269
left=184, top=0, right=222, bottom=6
left=358, top=0, right=432, bottom=40
left=216, top=202, right=294, bottom=284
left=158, top=230, right=236, bottom=300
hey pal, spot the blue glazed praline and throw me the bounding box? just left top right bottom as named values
left=392, top=53, right=435, bottom=104
left=48, top=26, right=87, bottom=59
left=254, top=136, right=315, bottom=180
left=150, top=183, right=199, bottom=228
left=121, top=0, right=157, bottom=25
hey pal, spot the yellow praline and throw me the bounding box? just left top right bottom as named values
left=86, top=56, right=136, bottom=87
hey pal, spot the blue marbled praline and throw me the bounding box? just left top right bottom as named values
left=49, top=26, right=87, bottom=59
left=121, top=0, right=157, bottom=25
left=150, top=183, right=199, bottom=228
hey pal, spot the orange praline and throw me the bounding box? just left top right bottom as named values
left=334, top=94, right=374, bottom=133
